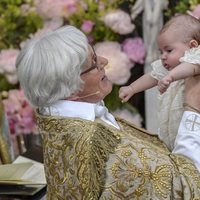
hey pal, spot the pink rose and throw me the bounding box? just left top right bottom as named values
left=95, top=41, right=133, bottom=85
left=102, top=9, right=135, bottom=35
left=122, top=37, right=146, bottom=64
left=0, top=49, right=19, bottom=84
left=188, top=4, right=200, bottom=19
left=3, top=90, right=37, bottom=135
left=34, top=0, right=78, bottom=19
left=81, top=20, right=94, bottom=34
left=31, top=19, right=63, bottom=38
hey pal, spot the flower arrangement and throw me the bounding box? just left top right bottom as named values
left=0, top=0, right=200, bottom=135
left=2, top=90, right=37, bottom=135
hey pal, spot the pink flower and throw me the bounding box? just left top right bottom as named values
left=0, top=49, right=19, bottom=84
left=94, top=41, right=133, bottom=85
left=187, top=4, right=200, bottom=19
left=32, top=19, right=63, bottom=38
left=98, top=2, right=105, bottom=11
left=6, top=74, right=18, bottom=85
left=67, top=1, right=77, bottom=13
left=122, top=37, right=146, bottom=64
left=3, top=90, right=37, bottom=135
left=20, top=19, right=63, bottom=48
left=102, top=9, right=135, bottom=35
left=34, top=0, right=78, bottom=19
left=20, top=3, right=35, bottom=15
left=81, top=20, right=94, bottom=34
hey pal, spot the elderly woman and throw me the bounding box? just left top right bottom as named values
left=16, top=26, right=200, bottom=199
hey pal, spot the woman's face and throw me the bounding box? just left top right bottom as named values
left=75, top=45, right=113, bottom=103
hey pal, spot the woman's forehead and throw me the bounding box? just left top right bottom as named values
left=88, top=45, right=93, bottom=54
left=82, top=45, right=93, bottom=67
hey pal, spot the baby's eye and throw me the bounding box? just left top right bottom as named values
left=166, top=49, right=172, bottom=53
left=159, top=49, right=163, bottom=54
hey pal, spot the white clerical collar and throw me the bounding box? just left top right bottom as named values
left=40, top=100, right=120, bottom=129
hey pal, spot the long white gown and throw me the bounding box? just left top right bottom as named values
left=151, top=46, right=200, bottom=150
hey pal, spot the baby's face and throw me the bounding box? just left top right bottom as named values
left=157, top=31, right=190, bottom=71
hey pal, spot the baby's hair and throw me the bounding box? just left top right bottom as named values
left=160, top=14, right=200, bottom=44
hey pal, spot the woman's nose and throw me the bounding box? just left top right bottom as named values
left=97, top=56, right=108, bottom=70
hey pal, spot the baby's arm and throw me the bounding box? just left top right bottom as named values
left=119, top=73, right=158, bottom=102
left=158, top=62, right=200, bottom=94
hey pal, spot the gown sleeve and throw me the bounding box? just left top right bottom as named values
left=173, top=111, right=200, bottom=172
left=180, top=45, right=200, bottom=65
left=150, top=59, right=168, bottom=80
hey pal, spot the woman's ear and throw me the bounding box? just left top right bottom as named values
left=189, top=39, right=198, bottom=48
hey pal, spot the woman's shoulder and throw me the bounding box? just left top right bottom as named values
left=35, top=111, right=95, bottom=134
left=35, top=111, right=120, bottom=140
left=116, top=117, right=170, bottom=152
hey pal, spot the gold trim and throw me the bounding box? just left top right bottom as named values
left=0, top=100, right=12, bottom=164
left=183, top=103, right=200, bottom=113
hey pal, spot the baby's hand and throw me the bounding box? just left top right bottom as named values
left=158, top=76, right=173, bottom=94
left=119, top=86, right=134, bottom=103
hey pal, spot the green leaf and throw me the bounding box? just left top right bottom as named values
left=0, top=74, right=18, bottom=91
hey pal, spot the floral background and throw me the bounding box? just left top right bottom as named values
left=0, top=0, right=200, bottom=141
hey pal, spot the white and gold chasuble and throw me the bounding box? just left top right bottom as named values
left=36, top=113, right=200, bottom=200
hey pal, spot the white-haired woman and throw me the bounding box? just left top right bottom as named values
left=17, top=25, right=200, bottom=199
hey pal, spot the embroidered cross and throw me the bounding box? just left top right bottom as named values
left=184, top=114, right=200, bottom=131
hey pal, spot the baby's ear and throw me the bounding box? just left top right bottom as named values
left=189, top=39, right=198, bottom=48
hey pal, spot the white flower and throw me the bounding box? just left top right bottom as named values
left=94, top=41, right=133, bottom=85
left=102, top=9, right=135, bottom=35
left=0, top=49, right=19, bottom=84
left=6, top=74, right=18, bottom=85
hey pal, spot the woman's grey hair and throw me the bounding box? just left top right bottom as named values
left=16, top=25, right=88, bottom=107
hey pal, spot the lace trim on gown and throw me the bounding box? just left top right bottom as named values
left=180, top=45, right=200, bottom=65
left=150, top=59, right=184, bottom=150
left=150, top=59, right=168, bottom=81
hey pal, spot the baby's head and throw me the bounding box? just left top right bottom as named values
left=160, top=14, right=200, bottom=44
left=157, top=14, right=200, bottom=70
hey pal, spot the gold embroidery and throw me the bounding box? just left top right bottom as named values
left=0, top=101, right=12, bottom=164
left=170, top=154, right=200, bottom=199
left=36, top=113, right=200, bottom=200
left=104, top=144, right=172, bottom=199
left=36, top=113, right=121, bottom=200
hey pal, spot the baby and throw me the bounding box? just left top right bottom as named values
left=119, top=14, right=200, bottom=150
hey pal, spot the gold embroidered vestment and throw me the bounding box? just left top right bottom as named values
left=36, top=114, right=200, bottom=200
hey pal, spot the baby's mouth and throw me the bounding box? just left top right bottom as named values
left=164, top=64, right=170, bottom=70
